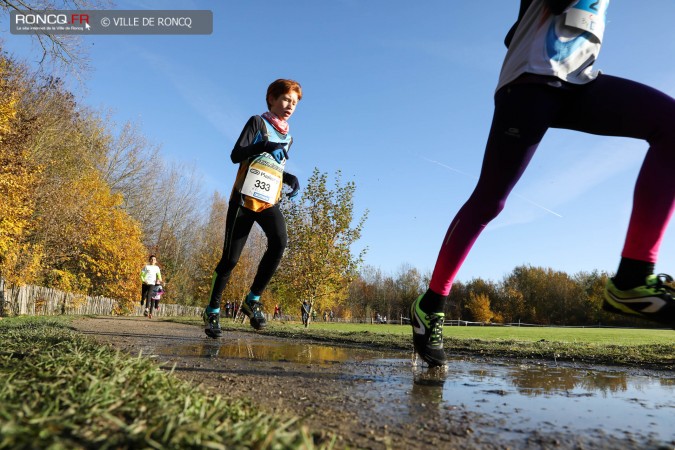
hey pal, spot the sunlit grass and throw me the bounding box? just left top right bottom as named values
left=0, top=316, right=329, bottom=450
left=292, top=322, right=672, bottom=344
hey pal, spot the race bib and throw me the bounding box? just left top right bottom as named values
left=240, top=154, right=283, bottom=205
left=565, top=0, right=609, bottom=42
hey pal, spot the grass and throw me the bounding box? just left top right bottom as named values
left=173, top=317, right=675, bottom=370
left=0, top=316, right=331, bottom=450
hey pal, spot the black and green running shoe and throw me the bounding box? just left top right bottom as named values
left=603, top=273, right=675, bottom=327
left=241, top=298, right=267, bottom=330
left=410, top=294, right=446, bottom=367
left=203, top=309, right=222, bottom=339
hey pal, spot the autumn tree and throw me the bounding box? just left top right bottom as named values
left=0, top=54, right=43, bottom=285
left=98, top=119, right=163, bottom=224
left=348, top=265, right=385, bottom=321
left=466, top=292, right=494, bottom=323
left=274, top=169, right=368, bottom=325
left=146, top=163, right=207, bottom=304
left=0, top=50, right=147, bottom=313
left=392, top=263, right=425, bottom=319
left=66, top=171, right=146, bottom=310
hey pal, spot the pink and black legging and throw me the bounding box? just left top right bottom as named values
left=430, top=73, right=675, bottom=296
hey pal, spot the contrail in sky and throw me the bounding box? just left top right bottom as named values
left=422, top=157, right=563, bottom=218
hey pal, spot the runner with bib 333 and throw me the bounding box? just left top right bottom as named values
left=202, top=79, right=302, bottom=338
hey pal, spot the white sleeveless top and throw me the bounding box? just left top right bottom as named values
left=497, top=0, right=610, bottom=92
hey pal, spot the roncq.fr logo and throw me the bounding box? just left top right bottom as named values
left=14, top=13, right=90, bottom=26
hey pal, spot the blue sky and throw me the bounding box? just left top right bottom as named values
left=4, top=1, right=675, bottom=284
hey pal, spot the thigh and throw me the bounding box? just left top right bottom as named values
left=255, top=205, right=288, bottom=245
left=222, top=204, right=255, bottom=261
left=476, top=84, right=561, bottom=191
left=555, top=74, right=675, bottom=140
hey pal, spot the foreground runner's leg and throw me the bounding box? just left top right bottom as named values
left=203, top=206, right=254, bottom=338
left=414, top=84, right=556, bottom=364
left=551, top=75, right=675, bottom=327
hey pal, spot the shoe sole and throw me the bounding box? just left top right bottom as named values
left=205, top=329, right=222, bottom=339
left=250, top=317, right=266, bottom=330
left=602, top=299, right=675, bottom=328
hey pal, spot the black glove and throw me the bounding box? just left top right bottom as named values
left=283, top=173, right=300, bottom=199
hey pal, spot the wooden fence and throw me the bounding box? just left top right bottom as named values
left=0, top=279, right=202, bottom=318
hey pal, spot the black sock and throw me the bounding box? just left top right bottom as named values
left=419, top=289, right=447, bottom=313
left=612, top=257, right=655, bottom=290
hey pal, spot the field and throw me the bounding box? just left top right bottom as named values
left=274, top=321, right=675, bottom=345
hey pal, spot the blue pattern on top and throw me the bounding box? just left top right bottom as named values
left=545, top=22, right=591, bottom=62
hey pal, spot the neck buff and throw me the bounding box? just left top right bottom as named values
left=261, top=111, right=289, bottom=135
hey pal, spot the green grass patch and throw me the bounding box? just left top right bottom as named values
left=0, top=316, right=329, bottom=450
left=173, top=317, right=675, bottom=370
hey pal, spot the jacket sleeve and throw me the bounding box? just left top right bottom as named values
left=230, top=116, right=268, bottom=164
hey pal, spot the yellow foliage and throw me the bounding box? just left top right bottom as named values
left=0, top=59, right=18, bottom=136
left=71, top=172, right=146, bottom=313
left=0, top=56, right=43, bottom=285
left=467, top=292, right=494, bottom=323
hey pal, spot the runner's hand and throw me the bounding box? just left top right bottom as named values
left=265, top=142, right=288, bottom=163
left=283, top=173, right=300, bottom=199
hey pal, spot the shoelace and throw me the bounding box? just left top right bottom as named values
left=426, top=314, right=444, bottom=346
left=249, top=302, right=264, bottom=317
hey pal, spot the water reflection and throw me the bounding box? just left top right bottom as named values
left=156, top=339, right=672, bottom=397
left=410, top=366, right=446, bottom=409
left=507, top=365, right=628, bottom=395
left=160, top=339, right=385, bottom=366
left=153, top=337, right=675, bottom=443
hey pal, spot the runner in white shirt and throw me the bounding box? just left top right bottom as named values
left=140, top=255, right=162, bottom=315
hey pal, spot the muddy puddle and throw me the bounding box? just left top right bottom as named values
left=144, top=335, right=675, bottom=446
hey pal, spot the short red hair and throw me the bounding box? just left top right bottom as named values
left=266, top=79, right=302, bottom=109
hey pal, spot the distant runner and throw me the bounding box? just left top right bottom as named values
left=412, top=0, right=675, bottom=367
left=147, top=284, right=164, bottom=319
left=140, top=255, right=162, bottom=316
left=203, top=79, right=303, bottom=338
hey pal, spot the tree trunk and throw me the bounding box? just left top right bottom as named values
left=0, top=277, right=5, bottom=317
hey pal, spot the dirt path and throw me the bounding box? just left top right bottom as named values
left=72, top=317, right=666, bottom=450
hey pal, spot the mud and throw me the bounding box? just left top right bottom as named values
left=72, top=317, right=674, bottom=450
